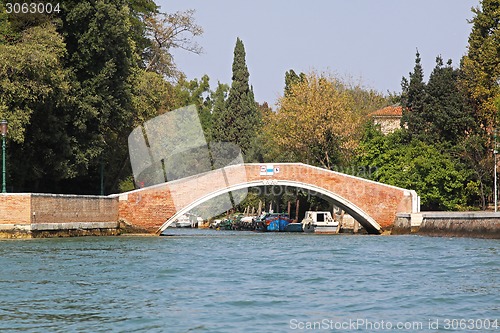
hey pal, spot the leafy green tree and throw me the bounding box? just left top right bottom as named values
left=127, top=0, right=159, bottom=61
left=401, top=53, right=475, bottom=146
left=2, top=0, right=55, bottom=37
left=244, top=102, right=271, bottom=163
left=130, top=69, right=171, bottom=125
left=457, top=133, right=492, bottom=209
left=0, top=23, right=75, bottom=191
left=169, top=74, right=213, bottom=140
left=460, top=0, right=500, bottom=130
left=212, top=38, right=261, bottom=160
left=56, top=0, right=139, bottom=193
left=424, top=57, right=475, bottom=144
left=357, top=125, right=477, bottom=210
left=456, top=0, right=499, bottom=210
left=0, top=0, right=206, bottom=193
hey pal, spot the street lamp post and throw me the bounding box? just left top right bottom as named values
left=495, top=150, right=498, bottom=213
left=495, top=129, right=498, bottom=212
left=1, top=120, right=7, bottom=193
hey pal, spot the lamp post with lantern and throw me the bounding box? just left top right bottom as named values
left=1, top=119, right=7, bottom=193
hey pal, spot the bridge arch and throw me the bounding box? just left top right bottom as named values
left=157, top=180, right=382, bottom=234
left=117, top=163, right=419, bottom=234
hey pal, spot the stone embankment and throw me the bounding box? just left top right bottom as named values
left=394, top=212, right=500, bottom=239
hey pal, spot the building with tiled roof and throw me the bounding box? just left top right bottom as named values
left=369, top=105, right=403, bottom=134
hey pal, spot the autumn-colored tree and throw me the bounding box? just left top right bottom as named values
left=265, top=71, right=368, bottom=169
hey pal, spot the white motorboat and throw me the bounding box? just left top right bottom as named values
left=174, top=215, right=192, bottom=228
left=301, top=211, right=339, bottom=234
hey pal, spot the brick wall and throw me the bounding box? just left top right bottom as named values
left=31, top=194, right=118, bottom=223
left=0, top=194, right=118, bottom=225
left=0, top=194, right=32, bottom=224
left=118, top=186, right=176, bottom=232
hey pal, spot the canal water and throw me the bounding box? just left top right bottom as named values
left=0, top=231, right=498, bottom=332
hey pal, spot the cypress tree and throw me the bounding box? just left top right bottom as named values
left=211, top=82, right=229, bottom=142
left=213, top=38, right=260, bottom=158
left=401, top=51, right=427, bottom=139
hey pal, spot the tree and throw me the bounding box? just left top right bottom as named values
left=143, top=9, right=203, bottom=79
left=210, top=81, right=230, bottom=143
left=130, top=69, right=172, bottom=126
left=401, top=53, right=475, bottom=146
left=422, top=57, right=475, bottom=144
left=266, top=71, right=365, bottom=169
left=212, top=38, right=260, bottom=160
left=284, top=69, right=305, bottom=97
left=169, top=74, right=213, bottom=140
left=0, top=3, right=15, bottom=45
left=400, top=51, right=427, bottom=139
left=56, top=0, right=139, bottom=193
left=0, top=23, right=75, bottom=191
left=456, top=0, right=500, bottom=209
left=460, top=0, right=500, bottom=130
left=127, top=0, right=159, bottom=60
left=0, top=0, right=205, bottom=193
left=356, top=126, right=477, bottom=210
left=457, top=134, right=492, bottom=209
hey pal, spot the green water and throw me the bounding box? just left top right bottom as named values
left=0, top=230, right=498, bottom=332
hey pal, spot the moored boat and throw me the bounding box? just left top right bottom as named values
left=174, top=214, right=192, bottom=228
left=265, top=213, right=292, bottom=232
left=254, top=212, right=292, bottom=231
left=301, top=211, right=338, bottom=234
left=283, top=222, right=303, bottom=232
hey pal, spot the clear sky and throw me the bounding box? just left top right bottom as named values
left=157, top=0, right=480, bottom=107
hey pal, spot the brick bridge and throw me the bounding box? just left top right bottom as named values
left=114, top=163, right=419, bottom=235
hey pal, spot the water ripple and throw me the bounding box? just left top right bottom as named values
left=0, top=232, right=498, bottom=332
